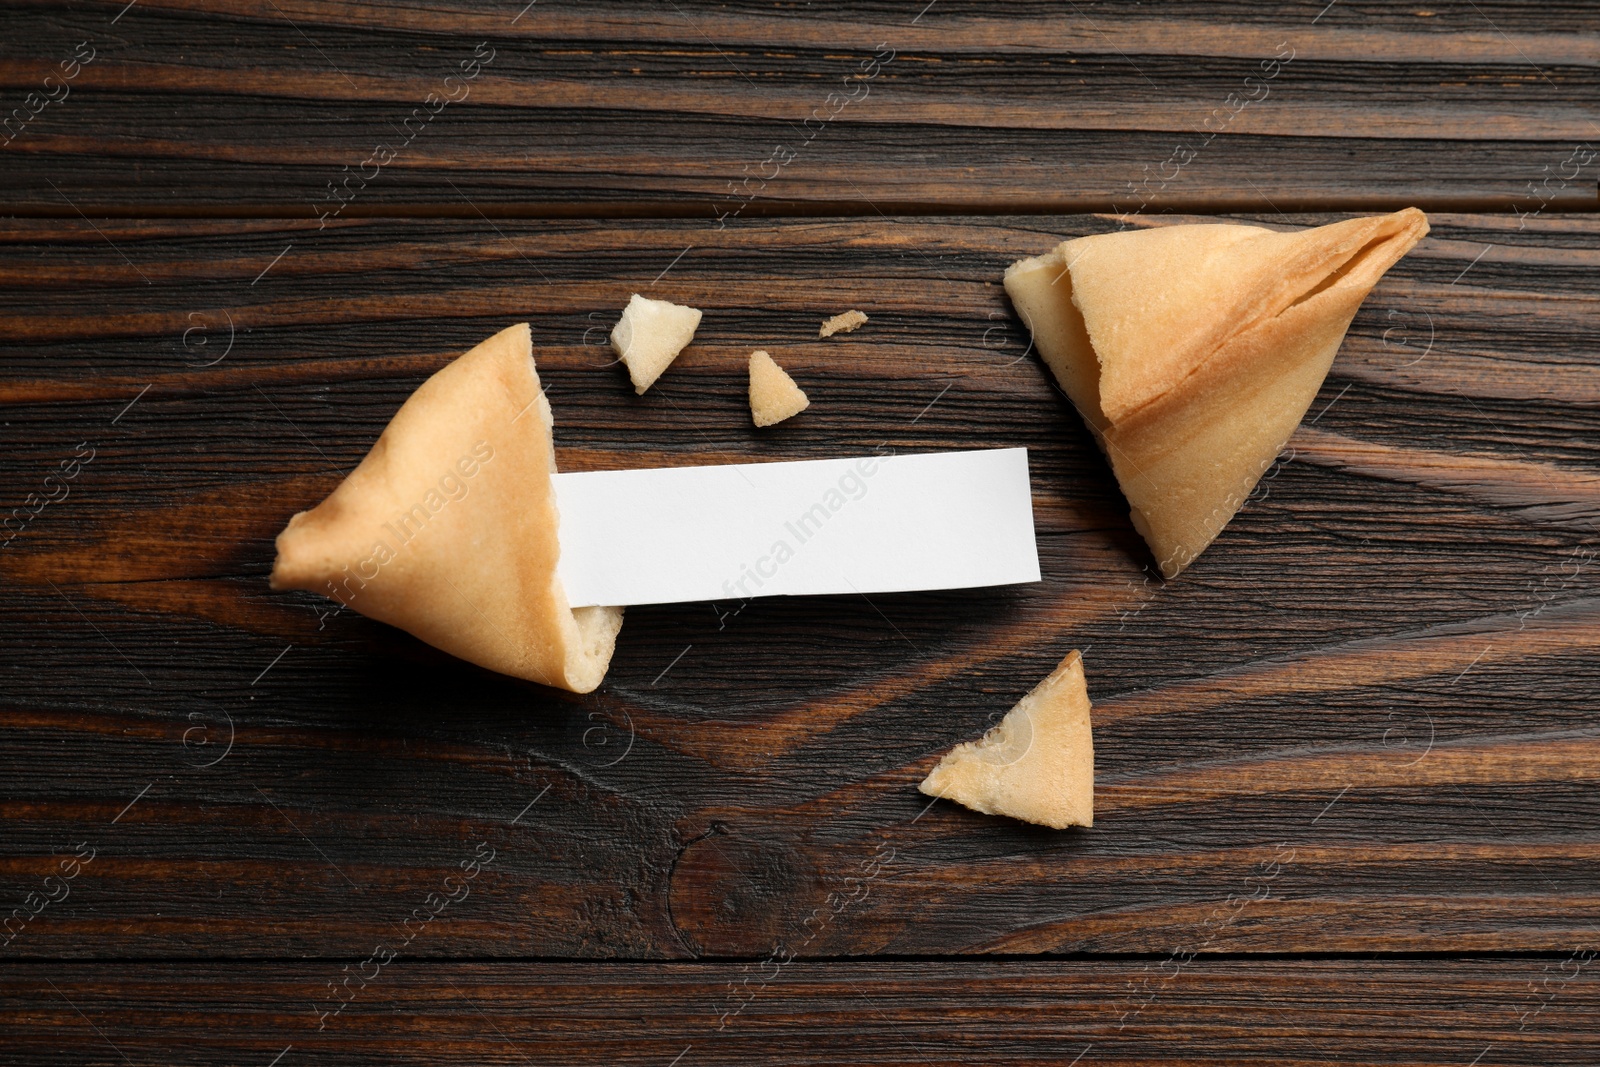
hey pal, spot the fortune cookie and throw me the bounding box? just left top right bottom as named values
left=1005, top=209, right=1429, bottom=577
left=270, top=323, right=623, bottom=693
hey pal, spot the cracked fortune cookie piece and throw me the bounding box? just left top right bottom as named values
left=610, top=293, right=702, bottom=394
left=269, top=323, right=623, bottom=693
left=819, top=309, right=868, bottom=338
left=919, top=651, right=1094, bottom=829
left=1004, top=208, right=1428, bottom=578
left=747, top=350, right=810, bottom=427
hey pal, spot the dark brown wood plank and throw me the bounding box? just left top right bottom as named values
left=2, top=213, right=1599, bottom=960
left=5, top=959, right=1599, bottom=1064
left=1, top=1, right=1598, bottom=213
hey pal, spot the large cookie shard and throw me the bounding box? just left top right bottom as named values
left=270, top=323, right=623, bottom=693
left=1005, top=209, right=1428, bottom=577
left=610, top=293, right=702, bottom=394
left=919, top=651, right=1094, bottom=829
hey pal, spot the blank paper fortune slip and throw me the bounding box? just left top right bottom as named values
left=552, top=448, right=1041, bottom=608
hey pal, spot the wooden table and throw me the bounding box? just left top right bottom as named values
left=4, top=2, right=1599, bottom=1062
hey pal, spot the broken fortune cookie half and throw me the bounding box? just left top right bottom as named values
left=1005, top=208, right=1429, bottom=577
left=270, top=323, right=623, bottom=693
left=919, top=650, right=1094, bottom=829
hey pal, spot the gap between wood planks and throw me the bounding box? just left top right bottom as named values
left=0, top=951, right=1591, bottom=965
left=2, top=193, right=1597, bottom=220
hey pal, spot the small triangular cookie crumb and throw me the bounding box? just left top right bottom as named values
left=610, top=293, right=702, bottom=394
left=919, top=651, right=1093, bottom=829
left=819, top=310, right=868, bottom=338
left=748, top=350, right=810, bottom=427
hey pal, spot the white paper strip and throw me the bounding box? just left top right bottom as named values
left=552, top=448, right=1040, bottom=608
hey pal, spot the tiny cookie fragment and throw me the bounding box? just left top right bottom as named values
left=747, top=350, right=810, bottom=427
left=919, top=651, right=1094, bottom=829
left=610, top=293, right=702, bottom=394
left=818, top=309, right=868, bottom=338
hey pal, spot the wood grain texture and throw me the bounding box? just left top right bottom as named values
left=2, top=212, right=1598, bottom=965
left=6, top=959, right=1600, bottom=1065
left=1, top=1, right=1599, bottom=213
